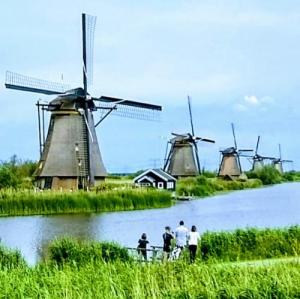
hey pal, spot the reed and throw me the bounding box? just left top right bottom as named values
left=176, top=175, right=262, bottom=197
left=0, top=258, right=299, bottom=298
left=0, top=189, right=172, bottom=217
left=0, top=226, right=299, bottom=297
left=200, top=226, right=300, bottom=262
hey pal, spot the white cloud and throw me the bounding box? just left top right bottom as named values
left=233, top=95, right=274, bottom=112
left=244, top=95, right=259, bottom=105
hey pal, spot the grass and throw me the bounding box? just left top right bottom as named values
left=176, top=175, right=263, bottom=197
left=0, top=226, right=299, bottom=297
left=0, top=189, right=172, bottom=217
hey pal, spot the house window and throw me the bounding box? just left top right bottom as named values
left=140, top=183, right=150, bottom=187
left=167, top=182, right=174, bottom=189
left=157, top=182, right=164, bottom=189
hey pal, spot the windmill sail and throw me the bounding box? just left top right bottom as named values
left=5, top=71, right=70, bottom=95
left=5, top=13, right=162, bottom=190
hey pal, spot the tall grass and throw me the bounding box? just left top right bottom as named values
left=48, top=238, right=132, bottom=266
left=0, top=258, right=298, bottom=298
left=176, top=175, right=262, bottom=197
left=0, top=226, right=299, bottom=297
left=0, top=243, right=26, bottom=269
left=200, top=226, right=300, bottom=262
left=0, top=189, right=172, bottom=217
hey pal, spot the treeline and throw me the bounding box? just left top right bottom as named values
left=0, top=226, right=299, bottom=298
left=0, top=155, right=37, bottom=189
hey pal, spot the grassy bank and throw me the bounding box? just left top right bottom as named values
left=0, top=189, right=172, bottom=217
left=176, top=175, right=263, bottom=197
left=0, top=259, right=299, bottom=298
left=0, top=226, right=299, bottom=298
left=176, top=167, right=300, bottom=197
left=45, top=226, right=299, bottom=266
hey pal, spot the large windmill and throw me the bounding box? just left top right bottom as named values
left=218, top=123, right=252, bottom=179
left=5, top=14, right=162, bottom=190
left=244, top=136, right=275, bottom=171
left=271, top=144, right=293, bottom=174
left=163, top=96, right=215, bottom=178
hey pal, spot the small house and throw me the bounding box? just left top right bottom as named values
left=133, top=168, right=176, bottom=190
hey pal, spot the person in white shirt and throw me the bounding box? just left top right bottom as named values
left=175, top=220, right=189, bottom=249
left=188, top=225, right=201, bottom=263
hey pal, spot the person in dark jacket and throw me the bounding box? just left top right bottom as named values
left=162, top=226, right=173, bottom=261
left=137, top=233, right=149, bottom=260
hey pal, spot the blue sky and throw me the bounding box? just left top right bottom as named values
left=0, top=0, right=299, bottom=172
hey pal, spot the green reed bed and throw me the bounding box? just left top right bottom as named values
left=200, top=226, right=300, bottom=262
left=176, top=175, right=263, bottom=197
left=0, top=189, right=172, bottom=216
left=0, top=226, right=299, bottom=298
left=0, top=259, right=299, bottom=298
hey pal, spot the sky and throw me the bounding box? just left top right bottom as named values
left=0, top=0, right=299, bottom=173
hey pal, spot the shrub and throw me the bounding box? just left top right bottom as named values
left=247, top=166, right=282, bottom=185
left=0, top=243, right=26, bottom=269
left=48, top=238, right=132, bottom=266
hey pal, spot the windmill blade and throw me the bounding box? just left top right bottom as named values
left=238, top=149, right=253, bottom=152
left=187, top=95, right=195, bottom=136
left=199, top=138, right=215, bottom=143
left=255, top=136, right=260, bottom=155
left=194, top=142, right=201, bottom=174
left=282, top=159, right=293, bottom=163
left=82, top=13, right=96, bottom=90
left=94, top=96, right=162, bottom=121
left=5, top=71, right=70, bottom=95
left=278, top=144, right=282, bottom=160
left=96, top=96, right=162, bottom=111
left=171, top=133, right=188, bottom=138
left=231, top=123, right=238, bottom=149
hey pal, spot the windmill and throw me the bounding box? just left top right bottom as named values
left=5, top=13, right=162, bottom=190
left=218, top=123, right=252, bottom=179
left=271, top=144, right=293, bottom=174
left=163, top=96, right=215, bottom=178
left=243, top=136, right=275, bottom=171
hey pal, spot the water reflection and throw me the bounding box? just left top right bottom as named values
left=0, top=182, right=299, bottom=264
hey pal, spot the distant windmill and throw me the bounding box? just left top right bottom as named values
left=272, top=144, right=293, bottom=174
left=218, top=123, right=253, bottom=179
left=5, top=13, right=162, bottom=190
left=243, top=136, right=275, bottom=171
left=163, top=96, right=215, bottom=178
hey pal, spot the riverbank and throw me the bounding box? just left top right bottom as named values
left=0, top=226, right=299, bottom=298
left=0, top=189, right=172, bottom=217
left=176, top=168, right=300, bottom=197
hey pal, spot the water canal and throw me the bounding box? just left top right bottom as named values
left=0, top=182, right=299, bottom=265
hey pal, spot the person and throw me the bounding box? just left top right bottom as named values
left=162, top=226, right=174, bottom=261
left=188, top=225, right=201, bottom=263
left=137, top=233, right=149, bottom=261
left=170, top=220, right=188, bottom=260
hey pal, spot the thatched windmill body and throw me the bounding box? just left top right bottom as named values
left=218, top=123, right=252, bottom=179
left=272, top=144, right=293, bottom=174
left=5, top=14, right=161, bottom=190
left=163, top=96, right=215, bottom=178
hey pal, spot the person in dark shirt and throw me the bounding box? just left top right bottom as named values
left=137, top=233, right=149, bottom=260
left=162, top=226, right=174, bottom=261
